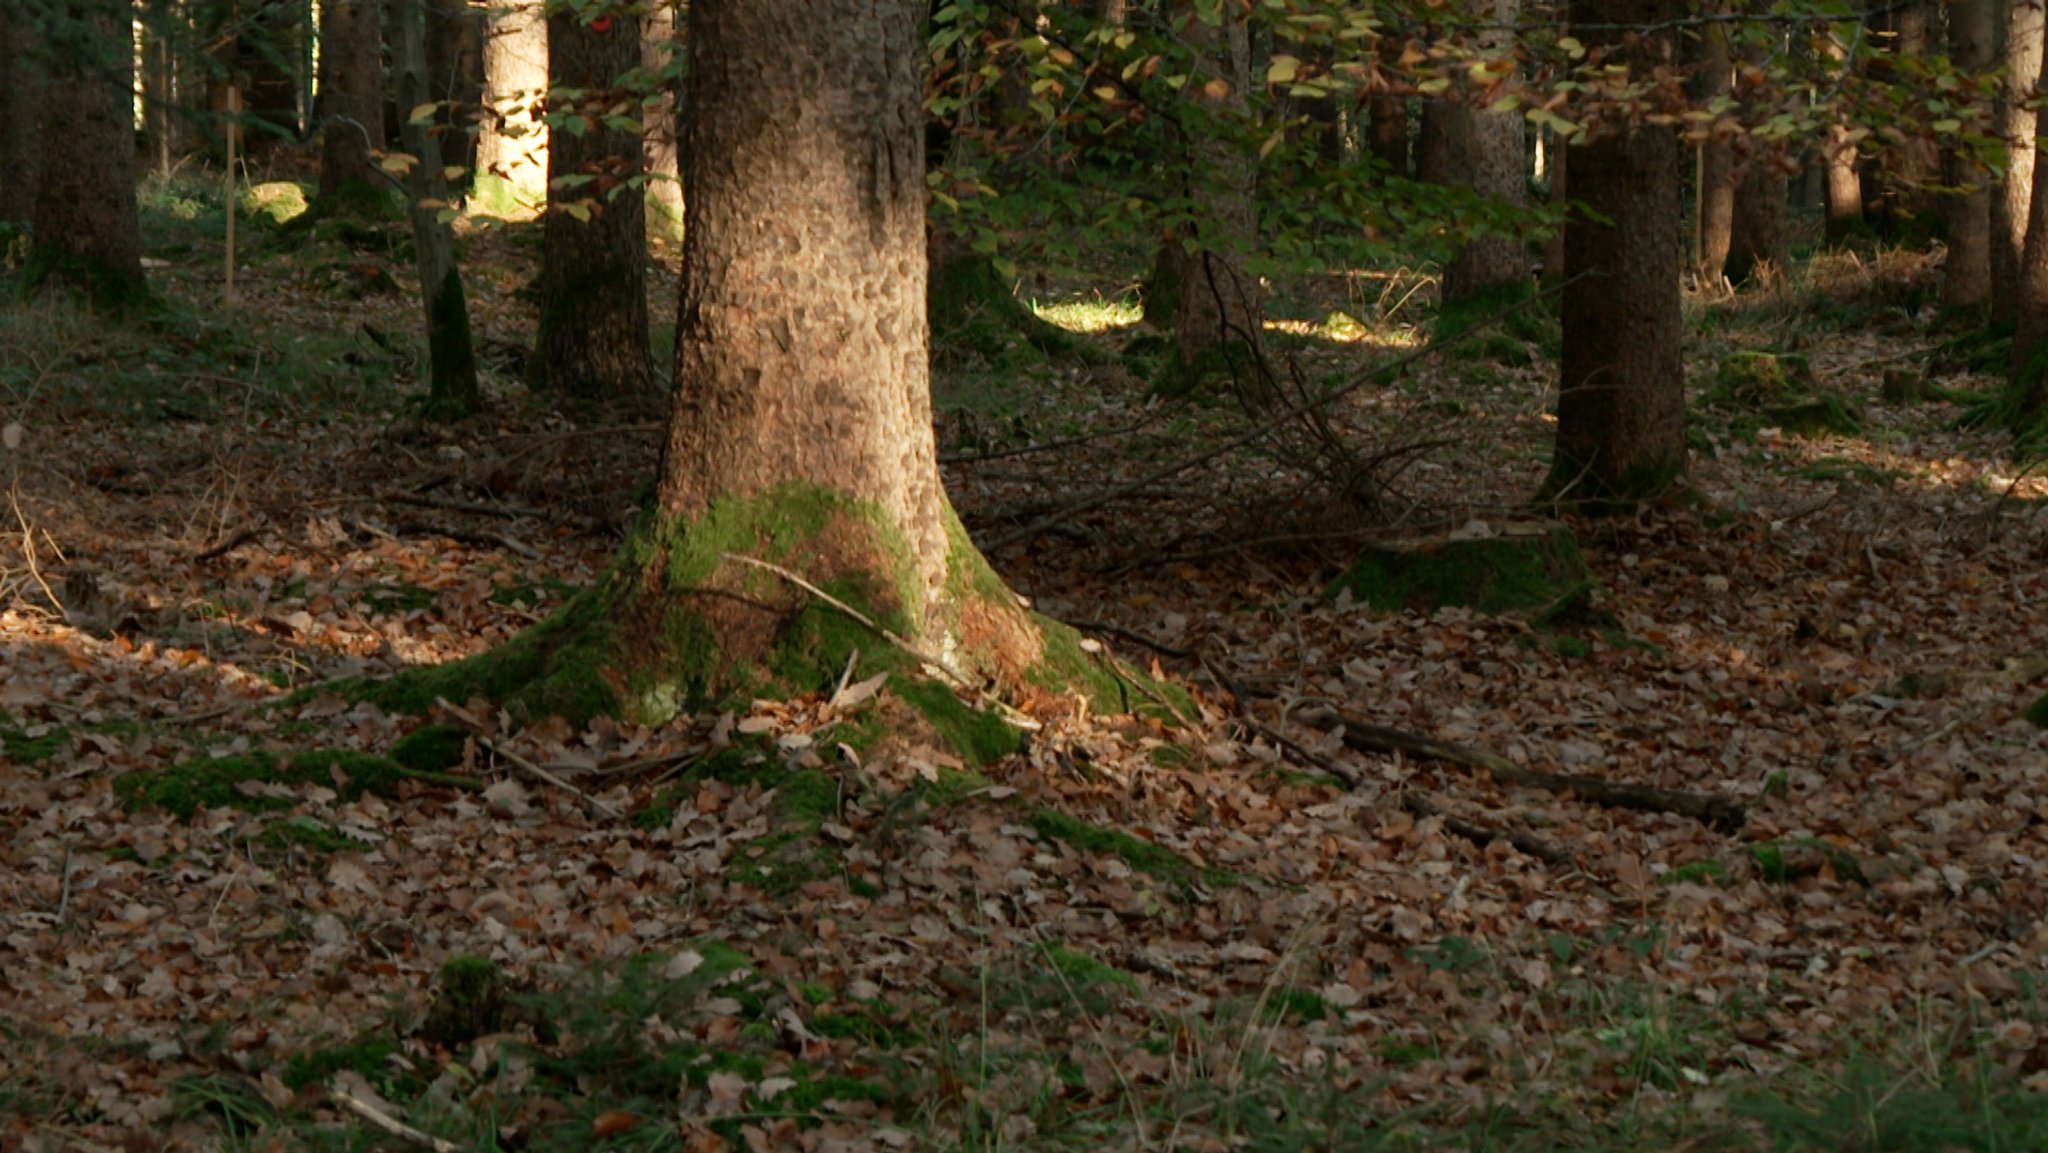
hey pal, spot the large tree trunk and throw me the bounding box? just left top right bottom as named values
left=394, top=0, right=481, bottom=416
left=534, top=2, right=654, bottom=400
left=474, top=0, right=549, bottom=216
left=1994, top=0, right=2043, bottom=326
left=315, top=0, right=386, bottom=208
left=1429, top=0, right=1528, bottom=304
left=1549, top=0, right=1686, bottom=507
left=1726, top=159, right=1789, bottom=283
left=30, top=0, right=147, bottom=311
left=1946, top=0, right=1998, bottom=310
left=0, top=4, right=44, bottom=227
left=1173, top=8, right=1264, bottom=383
left=640, top=0, right=684, bottom=239
left=1694, top=11, right=1734, bottom=282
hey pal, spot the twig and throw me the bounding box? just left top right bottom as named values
left=56, top=845, right=74, bottom=925
left=191, top=524, right=262, bottom=562
left=378, top=491, right=544, bottom=520
left=330, top=1082, right=463, bottom=1153
left=1066, top=620, right=1194, bottom=660
left=1401, top=794, right=1570, bottom=867
left=391, top=520, right=541, bottom=559
left=938, top=406, right=1175, bottom=465
left=436, top=698, right=624, bottom=819
left=719, top=553, right=976, bottom=691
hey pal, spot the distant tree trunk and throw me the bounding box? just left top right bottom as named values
left=1694, top=11, right=1734, bottom=282
left=1994, top=0, right=2043, bottom=325
left=1820, top=33, right=1864, bottom=237
left=0, top=4, right=44, bottom=227
left=1430, top=0, right=1527, bottom=304
left=1549, top=0, right=1686, bottom=507
left=2009, top=17, right=2048, bottom=404
left=394, top=0, right=481, bottom=415
left=1174, top=8, right=1264, bottom=381
left=535, top=1, right=654, bottom=400
left=1542, top=136, right=1567, bottom=281
left=1098, top=0, right=1127, bottom=23
left=30, top=0, right=147, bottom=311
left=428, top=0, right=485, bottom=184
left=1945, top=0, right=1997, bottom=309
left=474, top=0, right=549, bottom=216
left=640, top=0, right=684, bottom=239
left=316, top=0, right=386, bottom=208
left=1726, top=158, right=1789, bottom=283
left=140, top=0, right=177, bottom=178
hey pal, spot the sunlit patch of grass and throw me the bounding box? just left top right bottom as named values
left=1030, top=296, right=1142, bottom=333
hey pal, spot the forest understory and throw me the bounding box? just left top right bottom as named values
left=6, top=185, right=2048, bottom=1151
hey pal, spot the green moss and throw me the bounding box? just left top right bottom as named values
left=892, top=679, right=1022, bottom=766
left=929, top=250, right=1092, bottom=367
left=389, top=724, right=469, bottom=773
left=2022, top=692, right=2048, bottom=728
left=420, top=955, right=505, bottom=1047
left=1748, top=839, right=1865, bottom=885
left=1261, top=987, right=1332, bottom=1024
left=1658, top=860, right=1728, bottom=886
left=1331, top=523, right=1590, bottom=616
left=116, top=749, right=421, bottom=821
left=1044, top=945, right=1140, bottom=994
left=1700, top=351, right=1860, bottom=438
left=0, top=719, right=68, bottom=764
left=249, top=816, right=360, bottom=856
left=1436, top=282, right=1561, bottom=361
left=1029, top=808, right=1236, bottom=890
left=362, top=582, right=436, bottom=614
left=242, top=180, right=315, bottom=225
left=280, top=1033, right=409, bottom=1094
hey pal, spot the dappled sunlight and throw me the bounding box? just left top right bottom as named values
left=1029, top=296, right=1142, bottom=333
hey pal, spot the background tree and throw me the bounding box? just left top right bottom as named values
left=1173, top=6, right=1264, bottom=389
left=474, top=0, right=550, bottom=216
left=1694, top=14, right=1736, bottom=283
left=533, top=0, right=655, bottom=400
left=393, top=0, right=481, bottom=415
left=315, top=0, right=386, bottom=211
left=1944, top=0, right=1997, bottom=309
left=1549, top=0, right=1687, bottom=506
left=1992, top=0, right=2042, bottom=326
left=1726, top=154, right=1789, bottom=283
left=1423, top=0, right=1528, bottom=304
left=27, top=0, right=147, bottom=311
left=0, top=4, right=43, bottom=228
left=640, top=0, right=684, bottom=238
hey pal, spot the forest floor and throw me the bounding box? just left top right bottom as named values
left=6, top=175, right=2048, bottom=1152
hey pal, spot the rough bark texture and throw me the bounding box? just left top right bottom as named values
left=1551, top=0, right=1686, bottom=506
left=315, top=0, right=386, bottom=207
left=1946, top=0, right=1998, bottom=310
left=1693, top=13, right=1734, bottom=282
left=1994, top=0, right=2044, bottom=325
left=1174, top=10, right=1264, bottom=374
left=1430, top=0, right=1527, bottom=304
left=654, top=0, right=1040, bottom=689
left=535, top=3, right=654, bottom=400
left=640, top=0, right=684, bottom=237
left=394, top=0, right=480, bottom=415
left=2011, top=14, right=2048, bottom=401
left=0, top=4, right=44, bottom=227
left=1726, top=160, right=1788, bottom=283
left=474, top=0, right=550, bottom=216
left=30, top=0, right=146, bottom=310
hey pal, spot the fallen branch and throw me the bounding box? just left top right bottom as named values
left=1401, top=794, right=1570, bottom=867
left=330, top=1082, right=463, bottom=1153
left=378, top=490, right=544, bottom=521
left=437, top=698, right=624, bottom=819
left=1323, top=708, right=1747, bottom=832
left=391, top=520, right=541, bottom=559
left=720, top=553, right=975, bottom=691
left=191, top=523, right=263, bottom=562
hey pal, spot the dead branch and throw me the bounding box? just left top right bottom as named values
left=437, top=698, right=624, bottom=819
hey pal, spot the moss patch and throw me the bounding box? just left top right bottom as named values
left=389, top=723, right=470, bottom=773
left=1330, top=522, right=1591, bottom=617
left=0, top=718, right=68, bottom=765
left=115, top=749, right=465, bottom=820
left=1700, top=351, right=1861, bottom=438
left=1029, top=808, right=1237, bottom=890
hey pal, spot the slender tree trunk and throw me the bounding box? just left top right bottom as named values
left=1431, top=0, right=1527, bottom=303
left=1821, top=32, right=1865, bottom=236
left=1694, top=9, right=1734, bottom=282
left=316, top=0, right=386, bottom=208
left=427, top=0, right=485, bottom=183
left=141, top=0, right=177, bottom=179
left=0, top=3, right=44, bottom=227
left=1947, top=0, right=1998, bottom=309
left=1542, top=135, right=1567, bottom=281
left=1995, top=0, right=2043, bottom=325
left=1549, top=0, right=1686, bottom=506
left=535, top=1, right=654, bottom=400
left=2008, top=15, right=2048, bottom=418
left=640, top=0, right=684, bottom=238
left=1174, top=8, right=1264, bottom=380
left=474, top=0, right=549, bottom=216
left=394, top=0, right=480, bottom=415
left=30, top=0, right=147, bottom=311
left=1726, top=159, right=1789, bottom=283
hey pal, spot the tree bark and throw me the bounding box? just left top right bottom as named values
left=1174, top=7, right=1264, bottom=378
left=427, top=0, right=485, bottom=182
left=1946, top=0, right=1997, bottom=310
left=0, top=3, right=44, bottom=227
left=1821, top=32, right=1865, bottom=236
left=2009, top=14, right=2048, bottom=408
left=1549, top=0, right=1686, bottom=507
left=316, top=0, right=386, bottom=208
left=1726, top=159, right=1788, bottom=283
left=30, top=0, right=147, bottom=311
left=393, top=0, right=481, bottom=416
left=1693, top=10, right=1734, bottom=282
left=534, top=1, right=654, bottom=400
left=1430, top=0, right=1528, bottom=304
left=475, top=0, right=550, bottom=216
left=1994, top=0, right=2043, bottom=325
left=640, top=0, right=684, bottom=238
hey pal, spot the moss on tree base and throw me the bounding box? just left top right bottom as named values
left=1330, top=521, right=1591, bottom=617
left=341, top=483, right=1167, bottom=765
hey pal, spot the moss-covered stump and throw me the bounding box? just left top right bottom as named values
left=1701, top=351, right=1861, bottom=437
left=1330, top=521, right=1591, bottom=616
left=341, top=483, right=1171, bottom=765
left=419, top=955, right=506, bottom=1047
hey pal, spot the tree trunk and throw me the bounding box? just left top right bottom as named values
left=474, top=0, right=550, bottom=216
left=394, top=0, right=481, bottom=416
left=316, top=0, right=386, bottom=209
left=1549, top=0, right=1686, bottom=507
left=1542, top=135, right=1567, bottom=281
left=640, top=0, right=684, bottom=239
left=1995, top=0, right=2043, bottom=326
left=1693, top=10, right=1734, bottom=282
left=1430, top=0, right=1527, bottom=304
left=1821, top=33, right=1865, bottom=236
left=427, top=0, right=485, bottom=183
left=1174, top=7, right=1264, bottom=381
left=1726, top=159, right=1788, bottom=283
left=1946, top=0, right=1998, bottom=310
left=0, top=3, right=44, bottom=227
left=140, top=0, right=177, bottom=179
left=2008, top=14, right=2048, bottom=419
left=534, top=1, right=654, bottom=400
left=30, top=0, right=147, bottom=311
